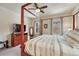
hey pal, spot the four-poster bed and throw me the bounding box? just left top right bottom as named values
left=21, top=3, right=32, bottom=56
left=20, top=3, right=77, bottom=56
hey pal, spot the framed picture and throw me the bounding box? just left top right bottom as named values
left=44, top=24, right=48, bottom=29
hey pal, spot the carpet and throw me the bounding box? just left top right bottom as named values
left=0, top=45, right=20, bottom=56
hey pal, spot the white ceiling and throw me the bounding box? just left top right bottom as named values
left=0, top=3, right=23, bottom=13
left=26, top=3, right=78, bottom=17
left=0, top=3, right=37, bottom=18
left=0, top=3, right=78, bottom=18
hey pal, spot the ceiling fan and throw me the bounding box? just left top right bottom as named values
left=28, top=3, right=48, bottom=13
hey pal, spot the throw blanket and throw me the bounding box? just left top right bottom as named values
left=25, top=34, right=79, bottom=56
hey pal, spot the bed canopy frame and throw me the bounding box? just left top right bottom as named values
left=20, top=3, right=76, bottom=56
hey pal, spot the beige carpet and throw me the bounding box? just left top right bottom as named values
left=0, top=45, right=20, bottom=56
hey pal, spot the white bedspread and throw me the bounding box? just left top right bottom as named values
left=25, top=34, right=79, bottom=56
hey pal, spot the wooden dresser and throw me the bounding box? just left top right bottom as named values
left=11, top=32, right=28, bottom=47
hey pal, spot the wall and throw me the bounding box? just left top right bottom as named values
left=0, top=6, right=29, bottom=46
left=52, top=17, right=62, bottom=35
left=40, top=12, right=72, bottom=19
left=63, top=16, right=73, bottom=33
left=72, top=4, right=79, bottom=29
left=40, top=13, right=73, bottom=35
left=75, top=13, right=79, bottom=29
left=40, top=12, right=73, bottom=34
left=42, top=19, right=51, bottom=34
left=28, top=18, right=41, bottom=37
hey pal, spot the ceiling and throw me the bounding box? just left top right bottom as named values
left=0, top=3, right=78, bottom=18
left=26, top=3, right=78, bottom=17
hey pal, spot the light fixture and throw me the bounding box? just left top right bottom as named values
left=35, top=9, right=40, bottom=12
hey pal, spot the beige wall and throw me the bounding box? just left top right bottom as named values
left=63, top=16, right=73, bottom=33
left=40, top=13, right=73, bottom=35
left=75, top=13, right=79, bottom=29
left=42, top=19, right=51, bottom=34
left=0, top=6, right=29, bottom=46
left=52, top=17, right=62, bottom=35
left=28, top=18, right=41, bottom=36
left=72, top=4, right=79, bottom=29
left=40, top=12, right=72, bottom=19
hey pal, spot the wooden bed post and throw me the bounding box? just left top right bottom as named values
left=73, top=15, right=75, bottom=30
left=21, top=6, right=25, bottom=56
left=21, top=3, right=32, bottom=56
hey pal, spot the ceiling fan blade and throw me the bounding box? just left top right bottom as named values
left=40, top=9, right=44, bottom=13
left=40, top=5, right=48, bottom=9
left=28, top=8, right=36, bottom=10
left=34, top=3, right=39, bottom=8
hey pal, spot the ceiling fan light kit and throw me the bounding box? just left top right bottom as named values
left=28, top=3, right=48, bottom=13
left=35, top=9, right=40, bottom=12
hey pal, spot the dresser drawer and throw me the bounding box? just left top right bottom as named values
left=14, top=41, right=19, bottom=46
left=11, top=33, right=28, bottom=47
